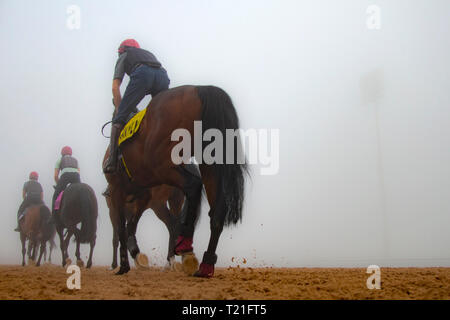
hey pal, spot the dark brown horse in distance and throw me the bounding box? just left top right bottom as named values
left=54, top=183, right=98, bottom=268
left=103, top=182, right=184, bottom=270
left=19, top=204, right=55, bottom=267
left=105, top=85, right=248, bottom=277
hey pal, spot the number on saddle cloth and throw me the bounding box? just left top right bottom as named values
left=118, top=108, right=147, bottom=146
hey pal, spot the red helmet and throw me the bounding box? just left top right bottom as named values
left=118, top=39, right=140, bottom=54
left=61, top=146, right=72, bottom=156
left=29, top=171, right=39, bottom=180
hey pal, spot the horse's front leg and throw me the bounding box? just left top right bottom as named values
left=49, top=240, right=53, bottom=263
left=126, top=217, right=141, bottom=259
left=117, top=212, right=130, bottom=274
left=111, top=230, right=119, bottom=270
left=115, top=204, right=130, bottom=275
left=126, top=196, right=149, bottom=268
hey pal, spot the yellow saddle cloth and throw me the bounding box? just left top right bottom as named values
left=118, top=108, right=147, bottom=146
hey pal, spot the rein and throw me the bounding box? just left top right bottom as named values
left=101, top=120, right=112, bottom=138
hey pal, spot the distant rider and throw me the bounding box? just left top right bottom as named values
left=103, top=38, right=170, bottom=174
left=52, top=146, right=80, bottom=215
left=14, top=171, right=44, bottom=232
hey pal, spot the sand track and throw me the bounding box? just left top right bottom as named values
left=0, top=265, right=449, bottom=300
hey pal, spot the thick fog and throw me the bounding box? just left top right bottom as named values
left=0, top=0, right=449, bottom=268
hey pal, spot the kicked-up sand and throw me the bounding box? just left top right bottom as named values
left=0, top=264, right=449, bottom=300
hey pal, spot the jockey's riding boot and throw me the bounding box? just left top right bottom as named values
left=103, top=123, right=123, bottom=174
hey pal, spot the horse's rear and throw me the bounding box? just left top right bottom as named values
left=19, top=204, right=54, bottom=266
left=58, top=183, right=98, bottom=268
left=107, top=85, right=248, bottom=277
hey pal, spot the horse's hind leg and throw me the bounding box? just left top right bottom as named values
left=74, top=230, right=84, bottom=267
left=62, top=230, right=73, bottom=266
left=194, top=167, right=224, bottom=278
left=169, top=165, right=203, bottom=276
left=86, top=237, right=96, bottom=268
left=27, top=240, right=33, bottom=264
left=21, top=234, right=26, bottom=266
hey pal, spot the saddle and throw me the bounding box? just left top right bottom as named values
left=54, top=183, right=72, bottom=212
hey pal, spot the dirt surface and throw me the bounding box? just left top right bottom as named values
left=0, top=264, right=449, bottom=300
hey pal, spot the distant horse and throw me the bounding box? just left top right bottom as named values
left=19, top=204, right=55, bottom=267
left=103, top=182, right=184, bottom=270
left=54, top=183, right=98, bottom=268
left=105, top=85, right=248, bottom=277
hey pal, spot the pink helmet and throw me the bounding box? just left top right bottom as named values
left=29, top=171, right=39, bottom=180
left=61, top=146, right=72, bottom=156
left=118, top=39, right=140, bottom=54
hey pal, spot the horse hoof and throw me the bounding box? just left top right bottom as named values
left=77, top=259, right=84, bottom=268
left=28, top=259, right=35, bottom=266
left=173, top=262, right=183, bottom=272
left=193, top=263, right=215, bottom=278
left=65, top=258, right=72, bottom=266
left=115, top=266, right=130, bottom=275
left=86, top=261, right=92, bottom=269
left=134, top=253, right=149, bottom=269
left=181, top=253, right=199, bottom=276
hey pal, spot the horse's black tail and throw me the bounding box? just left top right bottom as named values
left=78, top=185, right=98, bottom=244
left=196, top=85, right=249, bottom=226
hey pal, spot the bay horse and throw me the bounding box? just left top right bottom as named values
left=19, top=204, right=55, bottom=267
left=103, top=181, right=184, bottom=270
left=105, top=85, right=248, bottom=277
left=54, top=183, right=98, bottom=268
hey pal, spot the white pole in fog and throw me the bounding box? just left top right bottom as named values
left=361, top=69, right=389, bottom=261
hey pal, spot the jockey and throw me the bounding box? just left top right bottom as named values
left=103, top=39, right=170, bottom=174
left=52, top=146, right=80, bottom=215
left=14, top=171, right=44, bottom=232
